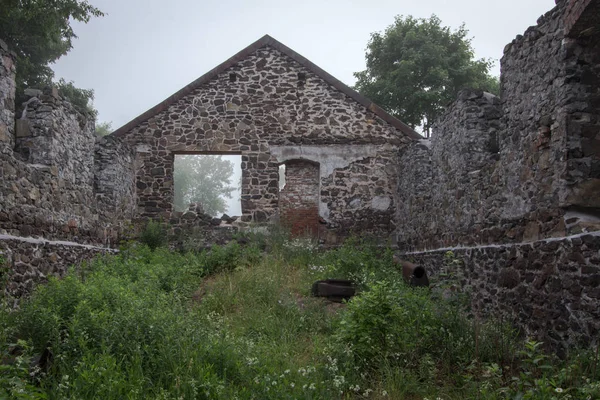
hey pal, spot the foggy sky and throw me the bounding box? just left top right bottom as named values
left=50, top=0, right=555, bottom=216
left=53, top=0, right=554, bottom=130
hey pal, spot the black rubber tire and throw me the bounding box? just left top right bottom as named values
left=311, top=280, right=356, bottom=299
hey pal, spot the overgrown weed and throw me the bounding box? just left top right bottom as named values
left=0, top=236, right=598, bottom=399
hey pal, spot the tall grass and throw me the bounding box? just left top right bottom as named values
left=0, top=235, right=598, bottom=399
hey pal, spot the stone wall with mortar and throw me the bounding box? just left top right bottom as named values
left=0, top=92, right=136, bottom=244
left=396, top=0, right=600, bottom=251
left=0, top=38, right=137, bottom=299
left=15, top=89, right=96, bottom=196
left=94, top=134, right=137, bottom=244
left=501, top=0, right=600, bottom=218
left=117, top=46, right=412, bottom=241
left=0, top=40, right=15, bottom=152
left=0, top=234, right=116, bottom=303
left=397, top=90, right=503, bottom=250
left=401, top=232, right=600, bottom=353
left=396, top=0, right=600, bottom=350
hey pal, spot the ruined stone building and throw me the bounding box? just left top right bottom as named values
left=111, top=35, right=420, bottom=240
left=0, top=0, right=598, bottom=350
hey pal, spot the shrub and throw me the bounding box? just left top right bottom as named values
left=317, top=237, right=397, bottom=288
left=1, top=237, right=597, bottom=399
left=332, top=277, right=519, bottom=376
left=138, top=219, right=167, bottom=251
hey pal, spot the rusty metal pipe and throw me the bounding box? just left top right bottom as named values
left=393, top=255, right=429, bottom=287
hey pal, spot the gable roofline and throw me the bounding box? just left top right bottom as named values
left=112, top=34, right=422, bottom=140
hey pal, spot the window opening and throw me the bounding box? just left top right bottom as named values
left=173, top=154, right=241, bottom=217
left=279, top=164, right=286, bottom=190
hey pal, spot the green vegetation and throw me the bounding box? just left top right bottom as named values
left=0, top=233, right=598, bottom=399
left=354, top=15, right=498, bottom=137
left=139, top=219, right=168, bottom=251
left=0, top=0, right=103, bottom=115
left=95, top=121, right=113, bottom=137
left=55, top=78, right=97, bottom=118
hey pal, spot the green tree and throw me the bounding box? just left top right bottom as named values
left=0, top=0, right=103, bottom=111
left=174, top=155, right=237, bottom=217
left=95, top=121, right=112, bottom=137
left=354, top=15, right=498, bottom=137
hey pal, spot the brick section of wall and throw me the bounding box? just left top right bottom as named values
left=402, top=232, right=600, bottom=353
left=279, top=160, right=319, bottom=236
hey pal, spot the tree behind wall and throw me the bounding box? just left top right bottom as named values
left=354, top=15, right=498, bottom=137
left=0, top=0, right=103, bottom=114
left=174, top=155, right=237, bottom=217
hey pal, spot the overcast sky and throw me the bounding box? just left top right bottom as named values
left=51, top=0, right=555, bottom=216
left=53, top=0, right=555, bottom=130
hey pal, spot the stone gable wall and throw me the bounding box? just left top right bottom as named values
left=119, top=47, right=412, bottom=240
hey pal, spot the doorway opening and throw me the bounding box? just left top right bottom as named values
left=278, top=159, right=320, bottom=237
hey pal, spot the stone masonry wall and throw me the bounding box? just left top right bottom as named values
left=561, top=16, right=600, bottom=208
left=397, top=90, right=503, bottom=250
left=15, top=89, right=96, bottom=196
left=118, top=46, right=411, bottom=241
left=11, top=90, right=97, bottom=227
left=0, top=40, right=15, bottom=152
left=0, top=234, right=116, bottom=303
left=0, top=93, right=133, bottom=244
left=94, top=134, right=137, bottom=244
left=402, top=232, right=600, bottom=352
left=396, top=1, right=600, bottom=251
left=501, top=0, right=600, bottom=215
left=0, top=38, right=137, bottom=299
left=396, top=0, right=600, bottom=350
left=279, top=159, right=320, bottom=236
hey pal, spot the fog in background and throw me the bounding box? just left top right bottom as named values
left=222, top=155, right=242, bottom=216
left=50, top=0, right=554, bottom=214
